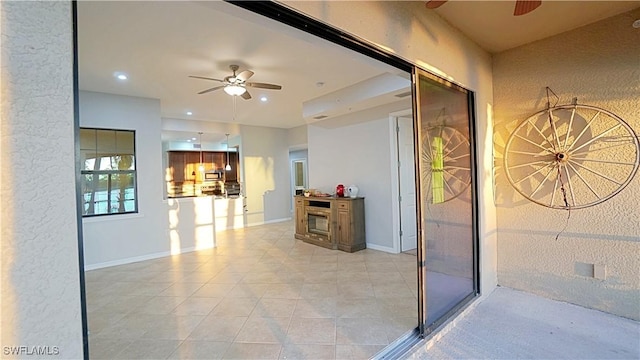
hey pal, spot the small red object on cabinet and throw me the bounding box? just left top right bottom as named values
left=336, top=184, right=345, bottom=197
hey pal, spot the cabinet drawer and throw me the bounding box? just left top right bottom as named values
left=295, top=198, right=304, bottom=205
left=337, top=201, right=349, bottom=210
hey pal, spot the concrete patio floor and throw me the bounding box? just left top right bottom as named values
left=405, top=287, right=639, bottom=359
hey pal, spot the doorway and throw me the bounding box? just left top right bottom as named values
left=397, top=116, right=418, bottom=253
left=77, top=1, right=421, bottom=358
left=75, top=1, right=479, bottom=358
left=289, top=149, right=308, bottom=213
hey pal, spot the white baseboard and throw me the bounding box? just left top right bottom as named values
left=366, top=243, right=398, bottom=254
left=84, top=246, right=197, bottom=271
left=244, top=217, right=292, bottom=228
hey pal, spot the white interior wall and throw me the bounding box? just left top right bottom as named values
left=493, top=9, right=640, bottom=320
left=289, top=149, right=309, bottom=161
left=79, top=91, right=172, bottom=268
left=81, top=93, right=296, bottom=268
left=284, top=0, right=497, bottom=294
left=308, top=117, right=396, bottom=251
left=287, top=124, right=308, bottom=149
left=240, top=125, right=292, bottom=225
left=0, top=2, right=84, bottom=357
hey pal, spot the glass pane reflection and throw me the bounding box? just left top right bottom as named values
left=417, top=73, right=475, bottom=326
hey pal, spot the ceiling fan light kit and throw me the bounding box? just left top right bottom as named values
left=223, top=84, right=246, bottom=96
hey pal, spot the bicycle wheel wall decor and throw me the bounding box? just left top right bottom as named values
left=504, top=104, right=639, bottom=209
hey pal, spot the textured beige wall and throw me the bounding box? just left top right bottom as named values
left=1, top=1, right=84, bottom=357
left=493, top=8, right=640, bottom=320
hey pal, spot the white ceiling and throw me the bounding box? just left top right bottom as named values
left=78, top=1, right=639, bottom=143
left=77, top=1, right=405, bottom=138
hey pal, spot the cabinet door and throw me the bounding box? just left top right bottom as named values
left=185, top=152, right=201, bottom=182
left=211, top=152, right=225, bottom=171
left=295, top=200, right=306, bottom=235
left=225, top=152, right=239, bottom=182
left=202, top=152, right=214, bottom=172
left=168, top=152, right=186, bottom=183
left=336, top=210, right=351, bottom=247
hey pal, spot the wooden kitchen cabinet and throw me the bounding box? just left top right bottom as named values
left=168, top=152, right=186, bottom=183
left=167, top=150, right=239, bottom=197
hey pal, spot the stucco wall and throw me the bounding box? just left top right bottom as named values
left=493, top=8, right=640, bottom=320
left=0, top=1, right=84, bottom=358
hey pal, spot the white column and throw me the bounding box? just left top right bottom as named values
left=1, top=1, right=84, bottom=358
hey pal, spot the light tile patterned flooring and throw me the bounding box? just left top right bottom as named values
left=86, top=221, right=418, bottom=359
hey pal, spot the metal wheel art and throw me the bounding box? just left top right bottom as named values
left=504, top=104, right=639, bottom=209
left=421, top=125, right=471, bottom=204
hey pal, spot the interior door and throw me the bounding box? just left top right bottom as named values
left=398, top=116, right=417, bottom=252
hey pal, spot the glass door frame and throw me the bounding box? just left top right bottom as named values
left=71, top=2, right=481, bottom=358
left=228, top=0, right=480, bottom=348
left=412, top=68, right=480, bottom=335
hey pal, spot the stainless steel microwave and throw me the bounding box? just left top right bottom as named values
left=204, top=171, right=222, bottom=181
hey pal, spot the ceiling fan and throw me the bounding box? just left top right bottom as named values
left=426, top=0, right=542, bottom=16
left=189, top=64, right=282, bottom=100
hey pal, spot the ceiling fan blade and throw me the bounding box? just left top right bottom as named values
left=247, top=82, right=282, bottom=90
left=197, top=85, right=225, bottom=95
left=189, top=75, right=224, bottom=82
left=513, top=0, right=541, bottom=16
left=241, top=90, right=252, bottom=100
left=425, top=0, right=447, bottom=9
left=236, top=70, right=254, bottom=82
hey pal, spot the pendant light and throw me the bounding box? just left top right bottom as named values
left=198, top=132, right=204, bottom=172
left=225, top=133, right=231, bottom=171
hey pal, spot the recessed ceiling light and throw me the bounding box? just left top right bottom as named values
left=633, top=19, right=640, bottom=29
left=260, top=96, right=268, bottom=102
left=187, top=139, right=192, bottom=142
left=186, top=111, right=193, bottom=115
left=114, top=72, right=128, bottom=80
left=191, top=137, right=197, bottom=141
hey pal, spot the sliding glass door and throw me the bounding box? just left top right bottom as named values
left=414, top=69, right=478, bottom=332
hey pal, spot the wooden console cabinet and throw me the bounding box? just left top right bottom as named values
left=294, top=196, right=365, bottom=253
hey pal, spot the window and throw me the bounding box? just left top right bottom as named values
left=80, top=128, right=137, bottom=216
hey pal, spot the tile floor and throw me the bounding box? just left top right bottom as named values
left=86, top=221, right=419, bottom=359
